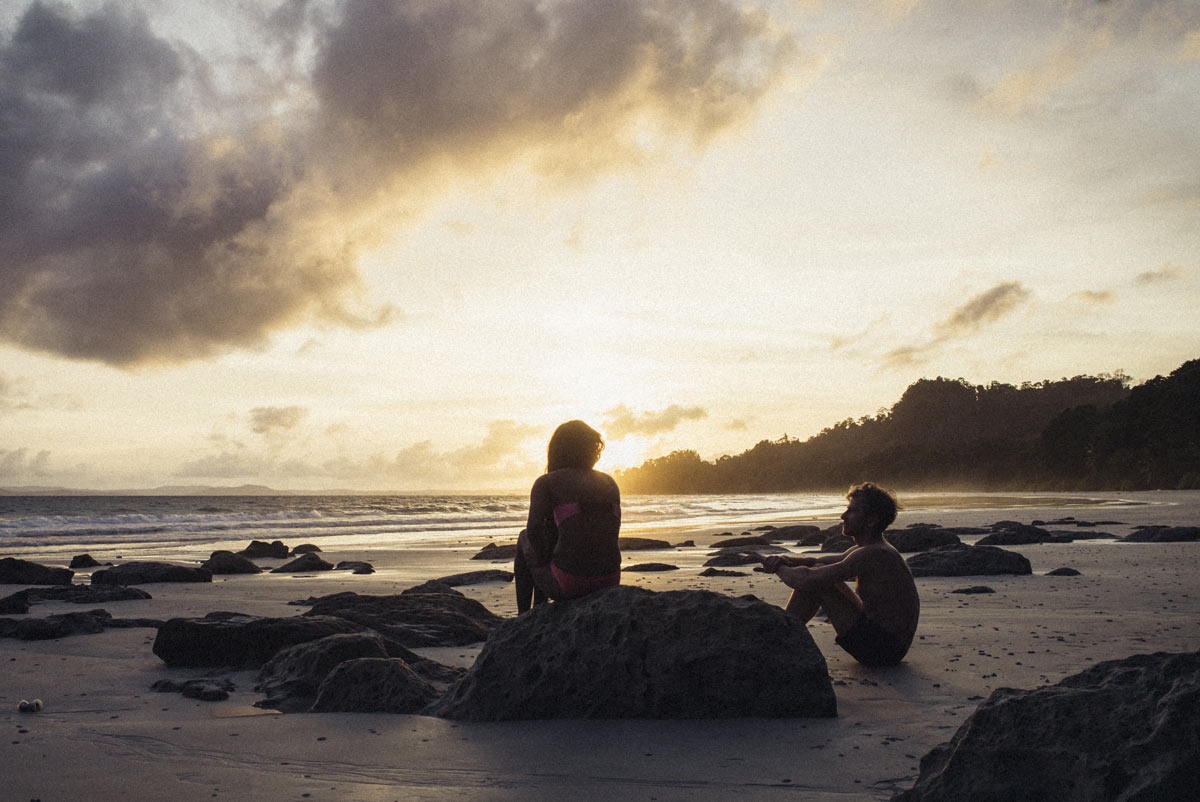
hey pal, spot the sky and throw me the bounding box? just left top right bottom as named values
left=1, top=0, right=1198, bottom=492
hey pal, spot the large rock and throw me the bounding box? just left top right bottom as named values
left=310, top=658, right=439, bottom=714
left=429, top=586, right=837, bottom=721
left=69, top=554, right=103, bottom=568
left=24, top=584, right=152, bottom=604
left=0, top=557, right=73, bottom=585
left=270, top=552, right=334, bottom=573
left=202, top=550, right=262, bottom=575
left=470, top=542, right=518, bottom=561
left=711, top=535, right=773, bottom=548
left=91, top=562, right=212, bottom=585
left=893, top=650, right=1200, bottom=802
left=237, top=540, right=290, bottom=559
left=1121, top=526, right=1200, bottom=543
left=255, top=632, right=392, bottom=712
left=767, top=524, right=824, bottom=545
left=702, top=552, right=762, bottom=567
left=152, top=613, right=366, bottom=668
left=0, top=609, right=111, bottom=640
left=976, top=523, right=1052, bottom=546
left=907, top=544, right=1032, bottom=577
left=434, top=569, right=514, bottom=587
left=819, top=534, right=854, bottom=553
left=0, top=589, right=31, bottom=614
left=885, top=527, right=962, bottom=553
left=618, top=537, right=672, bottom=551
left=298, top=583, right=504, bottom=647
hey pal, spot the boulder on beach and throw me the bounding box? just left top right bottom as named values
left=237, top=540, right=290, bottom=559
left=202, top=551, right=262, bottom=575
left=25, top=584, right=152, bottom=605
left=699, top=568, right=749, bottom=577
left=950, top=586, right=995, bottom=594
left=91, top=562, right=212, bottom=585
left=255, top=632, right=394, bottom=712
left=298, top=583, right=504, bottom=648
left=617, top=537, right=673, bottom=551
left=291, top=544, right=322, bottom=554
left=310, top=657, right=439, bottom=714
left=624, top=563, right=679, bottom=572
left=710, top=535, right=773, bottom=549
left=819, top=534, right=854, bottom=553
left=0, top=589, right=31, bottom=614
left=893, top=649, right=1200, bottom=802
left=152, top=613, right=366, bottom=668
left=767, top=524, right=824, bottom=545
left=885, top=527, right=962, bottom=553
left=906, top=544, right=1032, bottom=577
left=1046, top=567, right=1082, bottom=576
left=0, top=557, right=73, bottom=586
left=151, top=677, right=234, bottom=702
left=434, top=569, right=514, bottom=587
left=429, top=585, right=837, bottom=721
left=976, top=523, right=1051, bottom=546
left=702, top=552, right=762, bottom=567
left=0, top=609, right=112, bottom=640
left=470, top=542, right=519, bottom=561
left=69, top=554, right=103, bottom=569
left=1121, top=526, right=1200, bottom=543
left=335, top=561, right=375, bottom=574
left=270, top=552, right=334, bottom=573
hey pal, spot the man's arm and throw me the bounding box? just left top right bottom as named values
left=757, top=548, right=857, bottom=573
left=777, top=547, right=873, bottom=589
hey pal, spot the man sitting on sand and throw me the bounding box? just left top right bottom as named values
left=758, top=483, right=919, bottom=667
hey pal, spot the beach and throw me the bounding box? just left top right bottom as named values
left=3, top=490, right=1199, bottom=801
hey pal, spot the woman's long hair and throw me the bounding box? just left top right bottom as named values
left=546, top=420, right=605, bottom=472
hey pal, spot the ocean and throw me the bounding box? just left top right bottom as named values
left=0, top=493, right=851, bottom=562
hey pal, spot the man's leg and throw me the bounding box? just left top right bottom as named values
left=785, top=580, right=863, bottom=634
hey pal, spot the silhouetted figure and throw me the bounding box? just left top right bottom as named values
left=515, top=420, right=622, bottom=613
left=758, top=483, right=919, bottom=666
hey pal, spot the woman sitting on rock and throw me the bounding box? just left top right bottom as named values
left=515, top=420, right=622, bottom=613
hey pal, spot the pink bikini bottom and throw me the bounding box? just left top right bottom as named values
left=550, top=562, right=620, bottom=599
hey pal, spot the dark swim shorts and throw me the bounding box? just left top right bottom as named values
left=835, top=615, right=910, bottom=667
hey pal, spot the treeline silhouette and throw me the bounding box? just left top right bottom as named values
left=616, top=358, right=1200, bottom=493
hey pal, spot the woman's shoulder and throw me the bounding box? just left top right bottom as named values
left=541, top=468, right=619, bottom=495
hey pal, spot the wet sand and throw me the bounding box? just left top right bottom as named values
left=3, top=490, right=1199, bottom=801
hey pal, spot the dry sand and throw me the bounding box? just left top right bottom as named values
left=3, top=490, right=1199, bottom=801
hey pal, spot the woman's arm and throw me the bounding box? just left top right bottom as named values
left=522, top=476, right=556, bottom=566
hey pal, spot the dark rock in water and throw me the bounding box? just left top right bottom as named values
left=673, top=540, right=695, bottom=548
left=1121, top=526, right=1200, bottom=543
left=976, top=523, right=1051, bottom=546
left=429, top=586, right=837, bottom=721
left=819, top=535, right=854, bottom=553
left=291, top=544, right=322, bottom=554
left=202, top=550, right=262, bottom=575
left=711, top=535, right=773, bottom=549
left=618, top=537, right=673, bottom=551
left=0, top=609, right=111, bottom=640
left=434, top=569, right=514, bottom=587
left=151, top=677, right=234, bottom=702
left=886, top=527, right=962, bottom=553
left=311, top=658, right=439, bottom=714
left=69, top=554, right=103, bottom=569
left=1046, top=567, right=1082, bottom=576
left=470, top=542, right=519, bottom=561
left=702, top=552, right=762, bottom=567
left=299, top=584, right=504, bottom=648
left=699, top=568, right=749, bottom=577
left=0, top=557, right=73, bottom=585
left=893, top=650, right=1200, bottom=802
left=152, top=613, right=366, bottom=668
left=92, top=562, right=212, bottom=585
left=26, top=584, right=152, bottom=604
left=335, top=561, right=375, bottom=574
left=768, top=525, right=824, bottom=545
left=270, top=552, right=334, bottom=573
left=907, top=544, right=1032, bottom=577
left=255, top=632, right=392, bottom=712
left=950, top=586, right=995, bottom=594
left=237, top=540, right=290, bottom=559
left=0, top=590, right=31, bottom=614
left=624, top=563, right=678, bottom=572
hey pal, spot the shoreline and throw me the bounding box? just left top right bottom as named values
left=3, top=491, right=1199, bottom=800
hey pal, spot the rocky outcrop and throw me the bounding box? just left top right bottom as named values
left=766, top=524, right=824, bottom=545
left=91, top=562, right=212, bottom=585
left=1121, top=526, right=1200, bottom=543
left=907, top=544, right=1032, bottom=577
left=470, top=542, right=519, bottom=561
left=152, top=613, right=366, bottom=668
left=1046, top=567, right=1082, bottom=576
left=0, top=590, right=30, bottom=614
left=270, top=553, right=334, bottom=573
left=0, top=557, right=73, bottom=585
left=0, top=609, right=110, bottom=640
left=335, top=561, right=375, bottom=574
left=711, top=535, right=773, bottom=548
left=885, top=527, right=962, bottom=553
left=298, top=583, right=504, bottom=648
left=702, top=552, right=762, bottom=567
left=255, top=632, right=395, bottom=712
left=618, top=537, right=672, bottom=551
left=69, top=554, right=103, bottom=568
left=237, top=540, right=290, bottom=559
left=893, top=650, right=1200, bottom=802
left=699, top=568, right=749, bottom=577
left=976, top=523, right=1052, bottom=546
left=624, top=563, right=678, bottom=572
left=291, top=544, right=322, bottom=554
left=434, top=569, right=514, bottom=587
left=202, top=550, right=262, bottom=574
left=819, top=535, right=854, bottom=553
left=310, top=658, right=439, bottom=714
left=25, top=584, right=152, bottom=604
left=950, top=586, right=995, bottom=594
left=429, top=586, right=837, bottom=721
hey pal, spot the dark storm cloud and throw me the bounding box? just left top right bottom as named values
left=603, top=404, right=708, bottom=437
left=0, top=0, right=792, bottom=367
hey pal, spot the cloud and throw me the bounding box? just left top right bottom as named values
left=726, top=418, right=749, bottom=431
left=1070, top=289, right=1115, bottom=304
left=1133, top=263, right=1186, bottom=285
left=935, top=282, right=1032, bottom=336
left=0, top=447, right=51, bottom=479
left=603, top=404, right=708, bottom=437
left=0, top=372, right=82, bottom=413
left=249, top=405, right=309, bottom=435
left=0, top=1, right=792, bottom=367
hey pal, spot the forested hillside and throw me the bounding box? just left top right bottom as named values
left=616, top=359, right=1200, bottom=493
